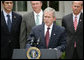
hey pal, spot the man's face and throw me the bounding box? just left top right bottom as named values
left=72, top=1, right=83, bottom=15
left=2, top=1, right=13, bottom=12
left=31, top=1, right=42, bottom=13
left=44, top=11, right=55, bottom=27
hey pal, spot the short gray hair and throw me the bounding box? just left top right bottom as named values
left=44, top=7, right=56, bottom=17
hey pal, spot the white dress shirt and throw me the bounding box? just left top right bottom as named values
left=3, top=10, right=12, bottom=24
left=34, top=10, right=43, bottom=25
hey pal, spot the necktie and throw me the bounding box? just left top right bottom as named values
left=45, top=27, right=50, bottom=48
left=36, top=14, right=39, bottom=25
left=74, top=16, right=77, bottom=48
left=7, top=15, right=11, bottom=32
left=74, top=16, right=77, bottom=31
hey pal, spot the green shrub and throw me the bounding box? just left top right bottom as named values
left=61, top=52, right=66, bottom=59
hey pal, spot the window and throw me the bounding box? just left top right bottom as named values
left=49, top=1, right=59, bottom=11
left=42, top=1, right=59, bottom=11
left=13, top=1, right=27, bottom=11
left=42, top=1, right=47, bottom=10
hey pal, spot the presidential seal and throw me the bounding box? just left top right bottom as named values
left=27, top=47, right=41, bottom=59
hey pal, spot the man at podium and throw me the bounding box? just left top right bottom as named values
left=26, top=7, right=66, bottom=52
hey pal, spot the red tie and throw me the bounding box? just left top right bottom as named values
left=74, top=16, right=77, bottom=31
left=45, top=27, right=50, bottom=48
left=74, top=16, right=77, bottom=48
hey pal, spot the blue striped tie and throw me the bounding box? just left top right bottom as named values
left=7, top=15, right=11, bottom=32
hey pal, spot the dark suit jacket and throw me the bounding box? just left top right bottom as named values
left=20, top=11, right=44, bottom=48
left=1, top=11, right=22, bottom=59
left=62, top=13, right=83, bottom=59
left=26, top=23, right=66, bottom=52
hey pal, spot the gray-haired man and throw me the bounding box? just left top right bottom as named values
left=26, top=7, right=66, bottom=52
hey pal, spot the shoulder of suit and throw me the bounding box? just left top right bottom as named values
left=55, top=25, right=65, bottom=32
left=32, top=24, right=42, bottom=30
left=64, top=13, right=73, bottom=17
left=23, top=11, right=33, bottom=17
left=12, top=11, right=22, bottom=17
left=63, top=13, right=72, bottom=18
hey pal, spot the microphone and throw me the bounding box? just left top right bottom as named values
left=27, top=33, right=41, bottom=47
left=30, top=36, right=34, bottom=46
left=26, top=34, right=35, bottom=46
left=36, top=37, right=40, bottom=45
left=34, top=37, right=41, bottom=47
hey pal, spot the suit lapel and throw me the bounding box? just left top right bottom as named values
left=69, top=14, right=75, bottom=33
left=48, top=23, right=57, bottom=47
left=11, top=12, right=17, bottom=32
left=31, top=12, right=36, bottom=26
left=76, top=13, right=83, bottom=32
left=1, top=11, right=9, bottom=32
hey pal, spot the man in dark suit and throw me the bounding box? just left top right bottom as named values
left=1, top=1, right=22, bottom=59
left=26, top=7, right=66, bottom=52
left=20, top=1, right=44, bottom=49
left=62, top=1, right=83, bottom=59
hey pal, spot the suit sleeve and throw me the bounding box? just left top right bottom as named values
left=19, top=16, right=27, bottom=49
left=56, top=28, right=67, bottom=52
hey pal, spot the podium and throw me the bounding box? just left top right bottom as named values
left=12, top=49, right=62, bottom=59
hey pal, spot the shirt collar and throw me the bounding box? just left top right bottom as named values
left=45, top=23, right=53, bottom=29
left=3, top=9, right=12, bottom=17
left=73, top=12, right=81, bottom=18
left=34, top=9, right=43, bottom=16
